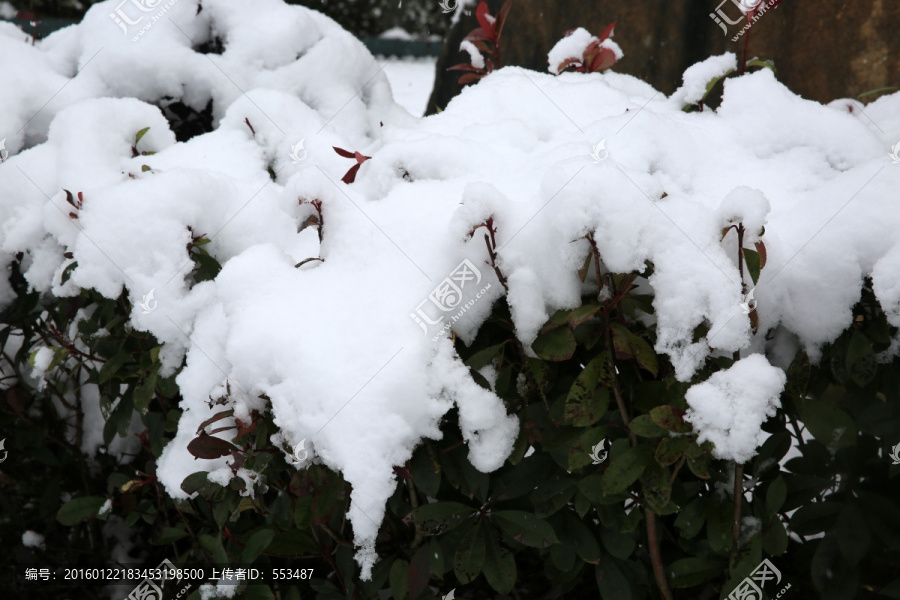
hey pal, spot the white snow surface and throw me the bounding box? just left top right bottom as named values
left=684, top=354, right=786, bottom=463
left=2, top=0, right=900, bottom=579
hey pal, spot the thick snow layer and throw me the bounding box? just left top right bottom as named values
left=684, top=354, right=786, bottom=463
left=2, top=0, right=900, bottom=578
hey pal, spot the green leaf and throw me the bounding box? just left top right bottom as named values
left=98, top=351, right=128, bottom=384
left=674, top=497, right=707, bottom=539
left=641, top=463, right=672, bottom=514
left=492, top=510, right=559, bottom=548
left=796, top=389, right=856, bottom=449
left=790, top=501, right=840, bottom=535
left=610, top=323, right=658, bottom=376
left=389, top=559, right=409, bottom=600
left=482, top=521, right=516, bottom=594
left=564, top=355, right=610, bottom=427
left=198, top=533, right=229, bottom=565
left=601, top=445, right=653, bottom=496
left=667, top=557, right=725, bottom=589
left=836, top=504, right=871, bottom=565
left=453, top=522, right=485, bottom=584
left=599, top=526, right=636, bottom=559
left=649, top=405, right=692, bottom=433
left=845, top=329, right=877, bottom=386
left=629, top=414, right=666, bottom=438
left=595, top=557, right=632, bottom=600
left=465, top=342, right=507, bottom=370
left=766, top=476, right=787, bottom=514
left=152, top=525, right=188, bottom=545
left=410, top=445, right=441, bottom=497
left=567, top=304, right=604, bottom=328
left=133, top=372, right=157, bottom=415
left=762, top=515, right=789, bottom=556
left=706, top=500, right=733, bottom=553
left=134, top=126, right=151, bottom=145
left=241, top=529, right=275, bottom=564
left=742, top=248, right=761, bottom=285
left=530, top=478, right=576, bottom=518
left=56, top=496, right=107, bottom=526
left=655, top=435, right=691, bottom=466
left=413, top=502, right=475, bottom=536
left=532, top=326, right=576, bottom=361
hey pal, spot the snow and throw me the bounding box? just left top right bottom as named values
left=669, top=53, right=736, bottom=108
left=459, top=39, right=485, bottom=70
left=2, top=0, right=900, bottom=579
left=380, top=57, right=436, bottom=117
left=546, top=27, right=623, bottom=75
left=31, top=346, right=54, bottom=372
left=21, top=530, right=46, bottom=549
left=98, top=498, right=113, bottom=517
left=547, top=27, right=594, bottom=75
left=684, top=354, right=786, bottom=463
left=378, top=27, right=414, bottom=40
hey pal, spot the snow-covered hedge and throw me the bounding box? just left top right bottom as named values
left=3, top=0, right=900, bottom=598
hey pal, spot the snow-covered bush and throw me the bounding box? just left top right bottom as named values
left=2, top=0, right=900, bottom=599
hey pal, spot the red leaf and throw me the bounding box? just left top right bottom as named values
left=475, top=1, right=495, bottom=38
left=555, top=57, right=583, bottom=74
left=458, top=72, right=484, bottom=85
left=332, top=146, right=356, bottom=159
left=448, top=63, right=486, bottom=73
left=353, top=151, right=371, bottom=164
left=464, top=29, right=491, bottom=43
left=69, top=212, right=78, bottom=219
left=494, top=0, right=514, bottom=43
left=599, top=21, right=617, bottom=42
left=187, top=432, right=239, bottom=460
left=755, top=241, right=767, bottom=269
left=589, top=47, right=617, bottom=73
left=196, top=409, right=235, bottom=435
left=342, top=163, right=362, bottom=184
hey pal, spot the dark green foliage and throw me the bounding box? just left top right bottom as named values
left=3, top=240, right=900, bottom=600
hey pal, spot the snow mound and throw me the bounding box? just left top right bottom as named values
left=684, top=354, right=786, bottom=463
